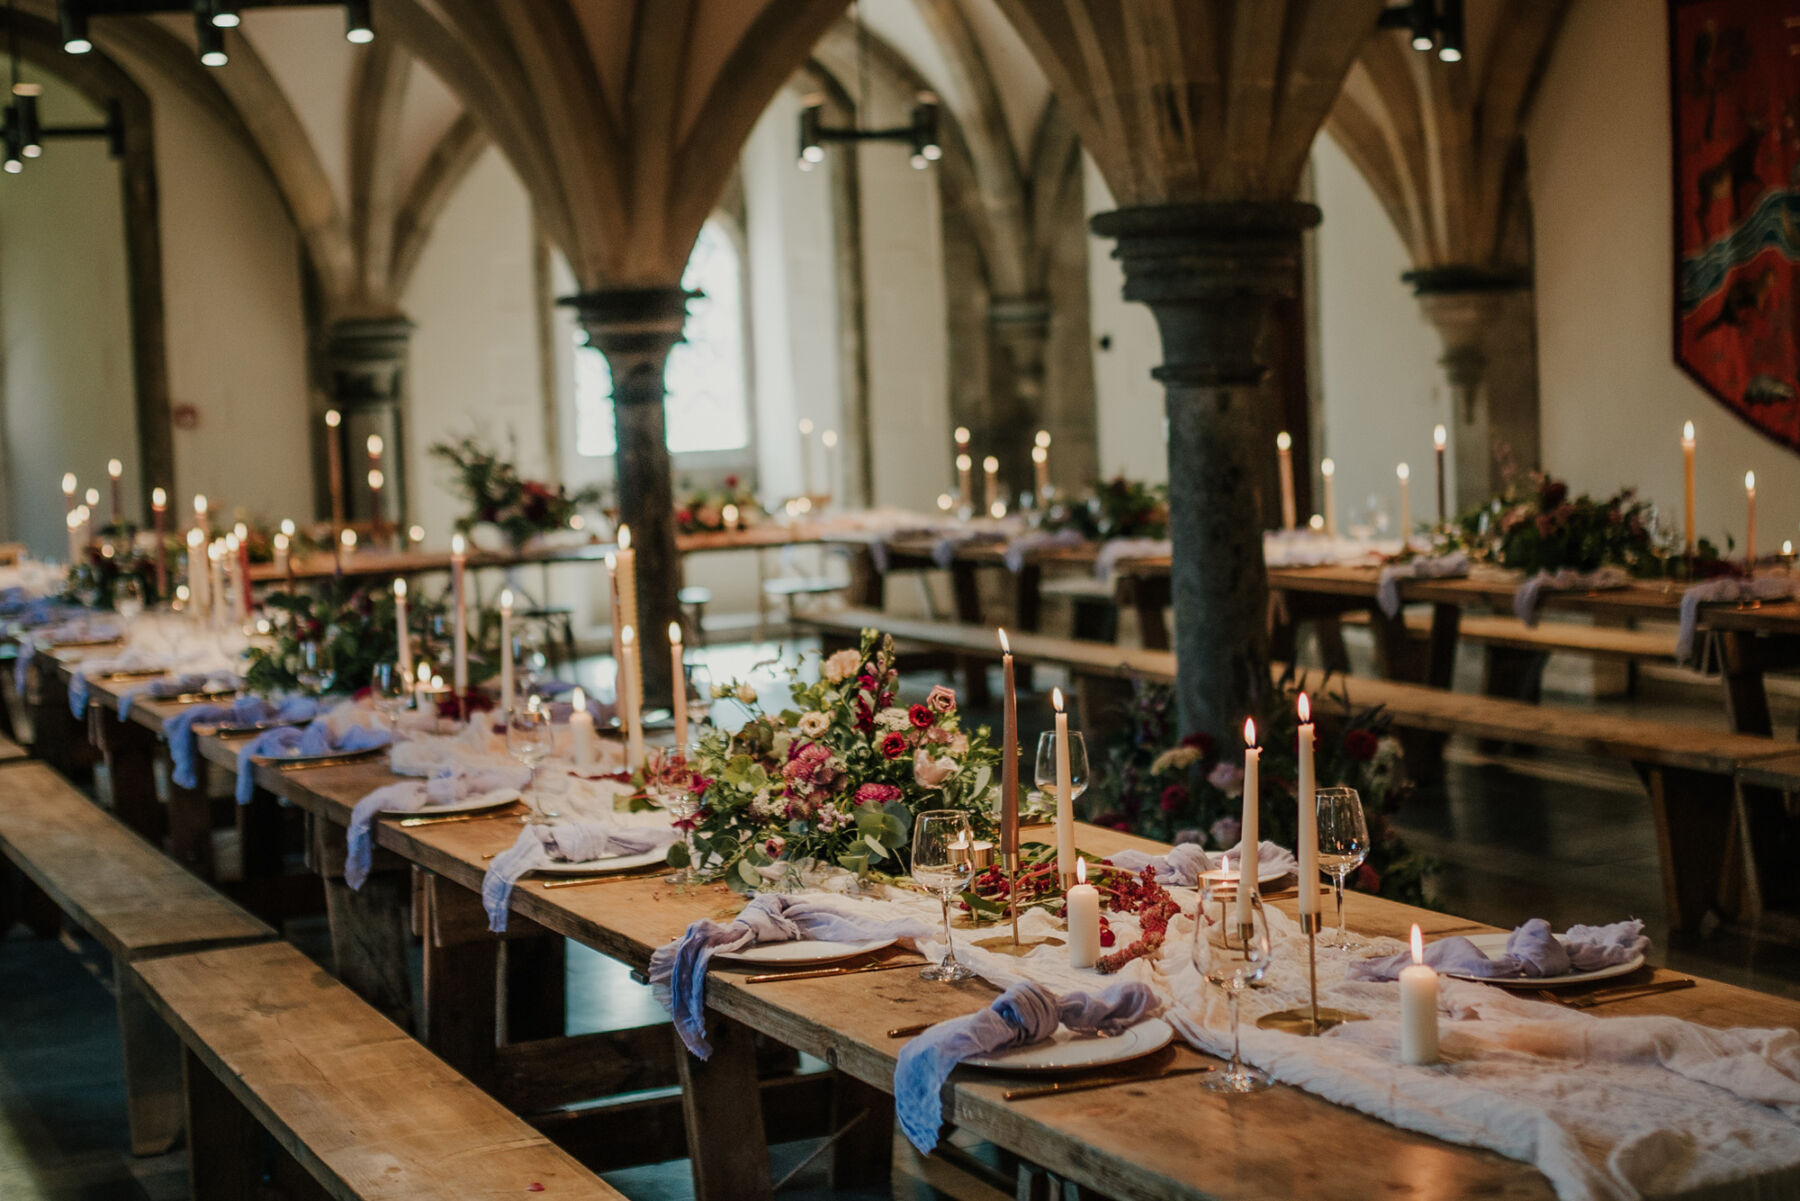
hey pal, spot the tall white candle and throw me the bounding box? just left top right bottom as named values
left=956, top=453, right=973, bottom=511
left=569, top=685, right=596, bottom=767
left=498, top=588, right=515, bottom=718
left=1396, top=463, right=1412, bottom=547
left=1433, top=424, right=1448, bottom=524
left=1320, top=458, right=1338, bottom=539
left=605, top=552, right=624, bottom=679
left=186, top=528, right=207, bottom=617
left=820, top=429, right=838, bottom=501
left=151, top=488, right=168, bottom=596
left=668, top=620, right=688, bottom=747
left=1745, top=470, right=1757, bottom=570
left=982, top=456, right=1000, bottom=515
left=1276, top=432, right=1296, bottom=531
left=393, top=578, right=412, bottom=684
left=450, top=533, right=468, bottom=697
left=65, top=507, right=82, bottom=566
left=1399, top=924, right=1440, bottom=1065
left=1235, top=718, right=1260, bottom=931
left=1034, top=429, right=1052, bottom=498
left=1066, top=858, right=1100, bottom=968
left=192, top=493, right=208, bottom=539
left=1052, top=687, right=1074, bottom=884
left=620, top=624, right=644, bottom=769
left=207, top=541, right=225, bottom=629
left=324, top=408, right=345, bottom=530
left=1682, top=422, right=1697, bottom=555
left=107, top=458, right=123, bottom=528
left=1297, top=694, right=1318, bottom=919
left=615, top=526, right=642, bottom=724
left=797, top=417, right=816, bottom=497
left=224, top=533, right=241, bottom=617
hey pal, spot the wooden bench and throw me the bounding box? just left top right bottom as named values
left=798, top=608, right=1791, bottom=931
left=130, top=940, right=627, bottom=1201
left=0, top=728, right=29, bottom=763
left=0, top=762, right=275, bottom=1154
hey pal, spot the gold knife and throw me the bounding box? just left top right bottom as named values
left=1566, top=978, right=1696, bottom=1009
left=540, top=867, right=670, bottom=889
left=744, top=958, right=928, bottom=984
left=1003, top=1066, right=1214, bottom=1101
left=397, top=807, right=523, bottom=828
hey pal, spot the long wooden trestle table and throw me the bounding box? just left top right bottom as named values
left=25, top=647, right=1800, bottom=1201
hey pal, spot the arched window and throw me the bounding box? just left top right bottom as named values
left=574, top=218, right=750, bottom=457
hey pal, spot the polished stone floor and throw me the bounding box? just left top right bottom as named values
left=5, top=634, right=1799, bottom=1198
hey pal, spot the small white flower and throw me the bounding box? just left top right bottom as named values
left=797, top=711, right=830, bottom=737
left=875, top=706, right=911, bottom=732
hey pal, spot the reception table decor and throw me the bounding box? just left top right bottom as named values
left=430, top=435, right=601, bottom=550
left=674, top=476, right=762, bottom=533
left=243, top=582, right=407, bottom=697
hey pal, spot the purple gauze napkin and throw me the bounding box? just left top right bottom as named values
left=895, top=980, right=1159, bottom=1153
left=163, top=694, right=322, bottom=789
left=650, top=893, right=936, bottom=1058
left=480, top=818, right=678, bottom=932
left=1104, top=839, right=1297, bottom=887
left=1347, top=917, right=1648, bottom=981
left=234, top=718, right=390, bottom=804
left=344, top=764, right=530, bottom=890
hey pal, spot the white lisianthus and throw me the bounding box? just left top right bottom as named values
left=875, top=706, right=911, bottom=732
left=823, top=648, right=862, bottom=683
left=797, top=711, right=830, bottom=737
left=913, top=748, right=957, bottom=789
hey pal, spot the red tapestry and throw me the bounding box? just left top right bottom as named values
left=1671, top=0, right=1800, bottom=451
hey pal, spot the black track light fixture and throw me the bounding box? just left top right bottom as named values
left=1376, top=0, right=1466, bottom=64
left=344, top=0, right=373, bottom=44
left=209, top=0, right=239, bottom=29
left=58, top=2, right=91, bottom=54
left=195, top=11, right=226, bottom=66
left=1436, top=0, right=1464, bottom=62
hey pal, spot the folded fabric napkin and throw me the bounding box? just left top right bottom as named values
left=1376, top=551, right=1470, bottom=618
left=1347, top=917, right=1648, bottom=981
left=118, top=671, right=242, bottom=719
left=1093, top=538, right=1172, bottom=582
left=1512, top=565, right=1632, bottom=626
left=234, top=718, right=390, bottom=804
left=651, top=893, right=937, bottom=1058
left=1678, top=573, right=1800, bottom=664
left=1105, top=839, right=1297, bottom=887
left=345, top=764, right=530, bottom=889
left=163, top=694, right=322, bottom=789
left=895, top=980, right=1159, bottom=1152
left=931, top=529, right=1006, bottom=568
left=480, top=812, right=678, bottom=931
left=1001, top=528, right=1085, bottom=572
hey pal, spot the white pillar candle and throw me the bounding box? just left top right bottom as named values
left=1235, top=718, right=1260, bottom=931
left=65, top=508, right=82, bottom=566
left=1034, top=429, right=1052, bottom=498
left=1682, top=422, right=1697, bottom=555
left=569, top=685, right=596, bottom=766
left=668, top=621, right=687, bottom=747
left=61, top=471, right=76, bottom=522
left=498, top=588, right=515, bottom=718
left=605, top=552, right=624, bottom=678
left=1276, top=432, right=1296, bottom=531
left=393, top=578, right=412, bottom=684
left=151, top=488, right=168, bottom=596
left=192, top=493, right=208, bottom=539
left=1320, top=458, right=1338, bottom=539
left=1052, top=687, right=1074, bottom=884
left=615, top=526, right=642, bottom=723
left=1399, top=924, right=1441, bottom=1065
left=620, top=624, right=644, bottom=769
left=273, top=532, right=289, bottom=575
left=820, top=429, right=838, bottom=501
left=1297, top=694, right=1318, bottom=919
left=1745, top=470, right=1757, bottom=570
left=450, top=533, right=468, bottom=697
left=1396, top=463, right=1412, bottom=547
left=1066, top=858, right=1100, bottom=968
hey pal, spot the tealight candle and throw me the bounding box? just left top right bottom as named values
left=569, top=685, right=596, bottom=766
left=1066, top=858, right=1100, bottom=969
left=1276, top=431, right=1296, bottom=531
left=498, top=588, right=515, bottom=718
left=1399, top=924, right=1440, bottom=1065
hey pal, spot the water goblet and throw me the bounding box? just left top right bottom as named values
left=1316, top=786, right=1369, bottom=948
left=113, top=577, right=146, bottom=622
left=911, top=809, right=977, bottom=982
left=507, top=696, right=557, bottom=822
left=296, top=640, right=335, bottom=697
left=646, top=747, right=700, bottom=884
left=368, top=663, right=409, bottom=737
left=1194, top=877, right=1273, bottom=1094
left=1033, top=729, right=1089, bottom=810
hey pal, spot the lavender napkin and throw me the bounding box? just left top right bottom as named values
left=1347, top=917, right=1648, bottom=982
left=1001, top=528, right=1084, bottom=572
left=234, top=719, right=390, bottom=804
left=346, top=764, right=530, bottom=889
left=1376, top=551, right=1469, bottom=618
left=164, top=694, right=322, bottom=789
left=480, top=818, right=680, bottom=932
left=1513, top=565, right=1631, bottom=626
left=650, top=893, right=936, bottom=1057
left=1105, top=839, right=1297, bottom=887
left=1678, top=575, right=1800, bottom=664
left=896, top=981, right=1159, bottom=1152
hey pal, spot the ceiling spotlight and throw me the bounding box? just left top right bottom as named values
left=15, top=94, right=40, bottom=158
left=196, top=15, right=227, bottom=67
left=3, top=131, right=21, bottom=174
left=1436, top=0, right=1464, bottom=62
left=911, top=93, right=941, bottom=165
left=344, top=0, right=374, bottom=44
left=58, top=2, right=92, bottom=54
left=797, top=100, right=824, bottom=170
left=210, top=0, right=240, bottom=29
left=1408, top=0, right=1433, bottom=50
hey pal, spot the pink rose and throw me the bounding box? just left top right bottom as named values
left=912, top=748, right=957, bottom=789
left=926, top=685, right=957, bottom=713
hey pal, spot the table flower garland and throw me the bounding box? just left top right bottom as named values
left=675, top=476, right=762, bottom=533
left=243, top=581, right=496, bottom=697
left=430, top=436, right=601, bottom=550
left=680, top=628, right=1000, bottom=891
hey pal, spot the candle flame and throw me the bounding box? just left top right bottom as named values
left=340, top=529, right=356, bottom=548
left=393, top=577, right=405, bottom=598
left=408, top=524, right=424, bottom=542
left=225, top=533, right=239, bottom=551
left=721, top=503, right=738, bottom=524
left=187, top=528, right=204, bottom=547
left=821, top=429, right=838, bottom=449
left=499, top=588, right=514, bottom=612
left=1076, top=858, right=1087, bottom=886
left=273, top=532, right=288, bottom=550
left=604, top=551, right=616, bottom=569
left=1308, top=514, right=1325, bottom=531
left=1433, top=424, right=1447, bottom=449
left=1746, top=470, right=1756, bottom=491
left=668, top=620, right=682, bottom=644
left=1683, top=420, right=1695, bottom=443
left=954, top=426, right=970, bottom=444
left=1320, top=457, right=1335, bottom=478
left=176, top=585, right=190, bottom=601
left=450, top=533, right=466, bottom=555
left=1034, top=429, right=1051, bottom=448
left=1396, top=462, right=1410, bottom=482
left=234, top=522, right=247, bottom=540
left=1243, top=717, right=1257, bottom=746
left=366, top=434, right=383, bottom=456
left=1031, top=445, right=1047, bottom=464
left=1051, top=687, right=1064, bottom=714
left=1276, top=431, right=1291, bottom=451
left=85, top=488, right=98, bottom=506
left=368, top=469, right=384, bottom=489
left=983, top=455, right=999, bottom=472
left=997, top=627, right=1010, bottom=654
left=1297, top=692, right=1310, bottom=723
left=1411, top=923, right=1424, bottom=964
left=417, top=661, right=430, bottom=683
left=280, top=518, right=296, bottom=537
left=572, top=686, right=587, bottom=709
left=936, top=493, right=954, bottom=511
left=989, top=500, right=1006, bottom=519
left=61, top=472, right=75, bottom=494
left=194, top=494, right=208, bottom=515
left=151, top=488, right=166, bottom=508
left=955, top=453, right=972, bottom=471
left=798, top=417, right=814, bottom=436
left=1786, top=541, right=1794, bottom=556
left=108, top=458, right=122, bottom=477
left=620, top=624, right=635, bottom=647
left=325, top=409, right=341, bottom=428
left=617, top=524, right=631, bottom=550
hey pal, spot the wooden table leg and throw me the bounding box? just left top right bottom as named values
left=314, top=817, right=416, bottom=1031
left=503, top=936, right=567, bottom=1042
left=423, top=877, right=500, bottom=1088
left=1717, top=631, right=1776, bottom=737
left=1425, top=603, right=1461, bottom=690
left=675, top=1016, right=773, bottom=1201
left=165, top=757, right=217, bottom=881
left=1316, top=615, right=1351, bottom=673
left=846, top=546, right=884, bottom=609
left=98, top=717, right=166, bottom=848
left=116, top=959, right=184, bottom=1156
left=183, top=1048, right=266, bottom=1201
left=1637, top=763, right=1735, bottom=933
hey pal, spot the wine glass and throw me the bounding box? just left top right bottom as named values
left=507, top=695, right=557, bottom=822
left=113, top=577, right=145, bottom=622
left=1194, top=874, right=1273, bottom=1094
left=911, top=809, right=977, bottom=982
left=296, top=640, right=335, bottom=697
left=685, top=663, right=714, bottom=728
left=1034, top=729, right=1089, bottom=815
left=369, top=663, right=409, bottom=736
left=1315, top=786, right=1369, bottom=948
left=647, top=747, right=700, bottom=885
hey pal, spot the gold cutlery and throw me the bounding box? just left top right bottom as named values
left=94, top=669, right=167, bottom=682
left=252, top=748, right=386, bottom=770
left=540, top=868, right=669, bottom=889
left=1565, top=978, right=1696, bottom=1009
left=888, top=1022, right=933, bottom=1038
left=1003, top=1066, right=1214, bottom=1101
left=397, top=807, right=523, bottom=828
left=744, top=958, right=928, bottom=984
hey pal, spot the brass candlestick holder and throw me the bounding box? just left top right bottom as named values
left=971, top=848, right=1065, bottom=956
left=1258, top=911, right=1367, bottom=1036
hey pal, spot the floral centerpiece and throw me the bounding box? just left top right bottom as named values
left=63, top=542, right=162, bottom=609
left=675, top=476, right=763, bottom=534
left=430, top=436, right=601, bottom=550
left=1044, top=476, right=1169, bottom=541
left=244, top=581, right=499, bottom=697
left=680, top=628, right=1000, bottom=891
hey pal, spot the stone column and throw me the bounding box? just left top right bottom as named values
left=319, top=316, right=413, bottom=529
left=1404, top=267, right=1536, bottom=510
left=1090, top=202, right=1318, bottom=742
left=989, top=296, right=1052, bottom=498
left=562, top=287, right=690, bottom=708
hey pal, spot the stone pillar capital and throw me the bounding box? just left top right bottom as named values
left=321, top=315, right=414, bottom=408
left=560, top=287, right=692, bottom=382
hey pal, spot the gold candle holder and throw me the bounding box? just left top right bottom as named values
left=1258, top=910, right=1368, bottom=1037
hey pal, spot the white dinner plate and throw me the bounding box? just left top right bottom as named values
left=964, top=1018, right=1174, bottom=1071
left=387, top=788, right=519, bottom=816
left=1442, top=932, right=1646, bottom=988
left=533, top=847, right=672, bottom=876
left=711, top=938, right=898, bottom=967
left=251, top=745, right=387, bottom=768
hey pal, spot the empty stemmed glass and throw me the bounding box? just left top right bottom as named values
left=113, top=577, right=145, bottom=622
left=1194, top=875, right=1274, bottom=1094
left=296, top=640, right=335, bottom=697
left=685, top=663, right=714, bottom=728
left=646, top=746, right=700, bottom=885
left=1033, top=729, right=1088, bottom=813
left=369, top=663, right=409, bottom=737
left=1316, top=786, right=1369, bottom=948
left=507, top=695, right=557, bottom=822
left=911, top=809, right=976, bottom=982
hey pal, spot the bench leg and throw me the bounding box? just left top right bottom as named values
left=675, top=1016, right=773, bottom=1201
left=184, top=1047, right=265, bottom=1199
left=115, top=959, right=184, bottom=1156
